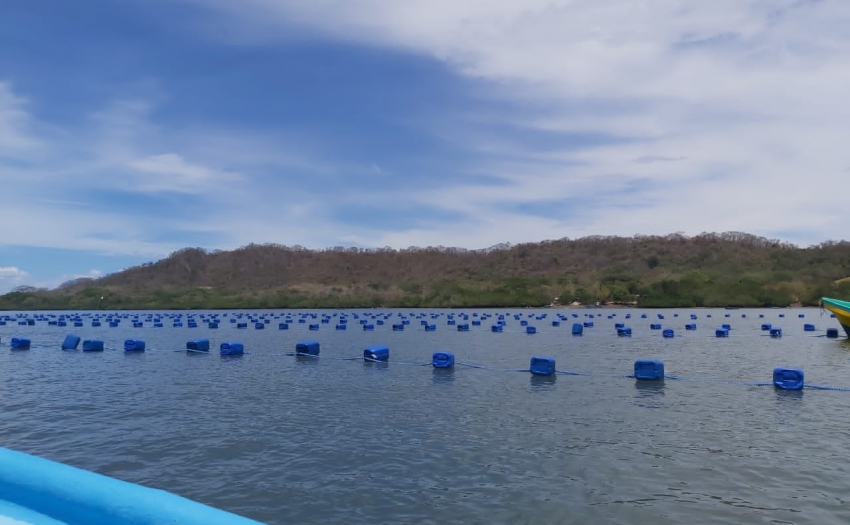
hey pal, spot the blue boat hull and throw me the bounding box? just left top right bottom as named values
left=0, top=447, right=266, bottom=525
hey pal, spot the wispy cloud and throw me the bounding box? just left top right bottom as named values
left=128, top=153, right=241, bottom=193
left=33, top=269, right=104, bottom=291
left=0, top=81, right=41, bottom=155
left=181, top=0, right=850, bottom=245
left=0, top=266, right=29, bottom=294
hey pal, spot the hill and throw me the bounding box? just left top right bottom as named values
left=2, top=232, right=850, bottom=310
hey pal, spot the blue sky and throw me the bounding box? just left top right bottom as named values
left=1, top=0, right=849, bottom=293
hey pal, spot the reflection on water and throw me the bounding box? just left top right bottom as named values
left=431, top=368, right=455, bottom=384
left=529, top=374, right=556, bottom=391
left=773, top=389, right=804, bottom=402
left=294, top=355, right=320, bottom=366
left=634, top=380, right=665, bottom=396
left=633, top=380, right=665, bottom=409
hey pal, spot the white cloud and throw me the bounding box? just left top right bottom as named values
left=180, top=0, right=850, bottom=247
left=0, top=266, right=30, bottom=294
left=32, top=269, right=105, bottom=291
left=128, top=153, right=241, bottom=193
left=0, top=81, right=41, bottom=155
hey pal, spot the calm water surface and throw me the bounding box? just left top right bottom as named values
left=2, top=308, right=850, bottom=524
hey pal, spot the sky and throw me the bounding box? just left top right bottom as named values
left=1, top=0, right=849, bottom=293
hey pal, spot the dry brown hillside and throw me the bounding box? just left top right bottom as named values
left=4, top=232, right=850, bottom=309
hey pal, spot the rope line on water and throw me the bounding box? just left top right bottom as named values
left=555, top=369, right=593, bottom=377
left=7, top=341, right=850, bottom=392
left=804, top=384, right=850, bottom=392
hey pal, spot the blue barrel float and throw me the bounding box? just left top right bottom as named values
left=82, top=340, right=104, bottom=352
left=530, top=356, right=556, bottom=376
left=364, top=345, right=389, bottom=361
left=187, top=339, right=210, bottom=352
left=634, top=360, right=665, bottom=381
left=61, top=334, right=81, bottom=350
left=124, top=339, right=145, bottom=352
left=295, top=340, right=320, bottom=356
left=0, top=447, right=266, bottom=525
left=10, top=337, right=30, bottom=350
left=773, top=368, right=804, bottom=390
left=432, top=351, right=455, bottom=368
left=571, top=323, right=583, bottom=335
left=662, top=329, right=674, bottom=338
left=220, top=342, right=244, bottom=356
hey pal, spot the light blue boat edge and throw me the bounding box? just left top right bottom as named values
left=0, top=447, right=267, bottom=525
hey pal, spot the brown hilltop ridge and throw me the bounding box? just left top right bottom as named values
left=5, top=232, right=850, bottom=310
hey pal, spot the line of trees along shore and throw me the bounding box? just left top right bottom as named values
left=3, top=232, right=850, bottom=310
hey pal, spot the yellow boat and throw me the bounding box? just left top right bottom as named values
left=822, top=297, right=850, bottom=337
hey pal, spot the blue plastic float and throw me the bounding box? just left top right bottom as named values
left=186, top=339, right=210, bottom=352
left=61, top=335, right=81, bottom=351
left=11, top=338, right=30, bottom=350
left=220, top=342, right=244, bottom=356
left=529, top=356, right=556, bottom=376
left=634, top=360, right=664, bottom=381
left=364, top=345, right=389, bottom=361
left=81, top=340, right=104, bottom=352
left=123, top=340, right=145, bottom=352
left=773, top=368, right=804, bottom=390
left=432, top=351, right=455, bottom=368
left=295, top=340, right=320, bottom=356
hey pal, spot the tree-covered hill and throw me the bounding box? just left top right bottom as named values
left=3, top=232, right=850, bottom=310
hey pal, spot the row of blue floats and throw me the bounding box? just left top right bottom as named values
left=3, top=336, right=243, bottom=355
left=0, top=309, right=834, bottom=329
left=4, top=334, right=820, bottom=392
left=3, top=319, right=834, bottom=336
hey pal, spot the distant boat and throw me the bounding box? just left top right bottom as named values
left=822, top=297, right=850, bottom=337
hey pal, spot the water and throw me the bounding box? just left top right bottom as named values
left=2, top=308, right=850, bottom=524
